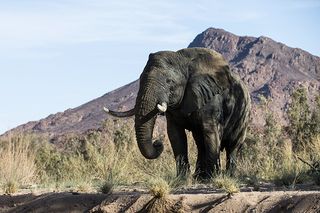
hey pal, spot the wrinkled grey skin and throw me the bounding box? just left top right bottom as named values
left=105, top=48, right=251, bottom=180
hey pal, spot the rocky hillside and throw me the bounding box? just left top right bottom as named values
left=3, top=28, right=320, bottom=139
left=4, top=81, right=139, bottom=139
left=189, top=28, right=320, bottom=127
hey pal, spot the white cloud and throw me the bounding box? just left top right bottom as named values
left=0, top=0, right=318, bottom=55
left=0, top=0, right=269, bottom=51
left=0, top=0, right=195, bottom=50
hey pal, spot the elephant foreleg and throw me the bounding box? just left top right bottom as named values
left=191, top=130, right=206, bottom=180
left=167, top=116, right=190, bottom=178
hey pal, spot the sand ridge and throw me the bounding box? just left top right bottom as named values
left=1, top=188, right=320, bottom=213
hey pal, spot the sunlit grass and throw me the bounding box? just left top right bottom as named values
left=1, top=108, right=320, bottom=194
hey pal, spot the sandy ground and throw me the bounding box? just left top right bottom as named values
left=1, top=186, right=320, bottom=213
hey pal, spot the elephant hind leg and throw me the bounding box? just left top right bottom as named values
left=224, top=126, right=247, bottom=176
left=225, top=146, right=237, bottom=176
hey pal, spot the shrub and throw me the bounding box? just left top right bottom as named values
left=237, top=113, right=287, bottom=182
left=287, top=86, right=315, bottom=151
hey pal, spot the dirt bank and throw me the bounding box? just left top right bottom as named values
left=1, top=188, right=320, bottom=213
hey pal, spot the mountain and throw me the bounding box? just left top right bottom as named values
left=189, top=28, right=320, bottom=127
left=3, top=28, right=320, bottom=139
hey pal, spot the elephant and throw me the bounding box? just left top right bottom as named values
left=104, top=47, right=251, bottom=180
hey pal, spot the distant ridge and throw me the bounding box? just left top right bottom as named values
left=3, top=28, right=320, bottom=139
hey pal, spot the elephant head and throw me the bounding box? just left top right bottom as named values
left=104, top=51, right=189, bottom=159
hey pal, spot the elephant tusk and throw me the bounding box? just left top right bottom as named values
left=103, top=106, right=135, bottom=117
left=157, top=102, right=167, bottom=112
left=103, top=107, right=110, bottom=113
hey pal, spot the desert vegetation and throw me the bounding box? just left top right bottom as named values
left=0, top=86, right=319, bottom=196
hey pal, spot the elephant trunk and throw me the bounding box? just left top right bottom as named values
left=134, top=82, right=165, bottom=159
left=135, top=117, right=163, bottom=159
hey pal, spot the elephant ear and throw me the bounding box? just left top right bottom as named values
left=180, top=73, right=224, bottom=116
left=178, top=50, right=234, bottom=124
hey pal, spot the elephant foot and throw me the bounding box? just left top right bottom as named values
left=176, top=162, right=190, bottom=179
left=176, top=169, right=191, bottom=183
left=193, top=171, right=213, bottom=183
left=225, top=168, right=236, bottom=177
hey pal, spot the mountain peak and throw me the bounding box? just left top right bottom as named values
left=189, top=28, right=319, bottom=80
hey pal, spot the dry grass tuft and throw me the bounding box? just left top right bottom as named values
left=3, top=181, right=18, bottom=194
left=100, top=181, right=113, bottom=194
left=143, top=196, right=189, bottom=213
left=143, top=197, right=173, bottom=213
left=143, top=177, right=192, bottom=212
left=212, top=174, right=240, bottom=194
left=0, top=134, right=37, bottom=194
left=148, top=177, right=171, bottom=198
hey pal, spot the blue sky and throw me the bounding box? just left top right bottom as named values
left=0, top=0, right=319, bottom=134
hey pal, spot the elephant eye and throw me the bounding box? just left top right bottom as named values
left=166, top=79, right=173, bottom=84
